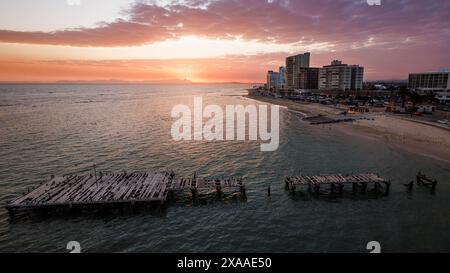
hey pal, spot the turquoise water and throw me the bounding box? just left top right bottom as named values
left=0, top=84, right=449, bottom=253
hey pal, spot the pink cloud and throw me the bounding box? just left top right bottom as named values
left=0, top=0, right=448, bottom=50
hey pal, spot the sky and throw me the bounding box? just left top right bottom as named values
left=0, top=0, right=449, bottom=83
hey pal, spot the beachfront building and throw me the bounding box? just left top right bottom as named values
left=286, top=52, right=310, bottom=89
left=408, top=71, right=450, bottom=94
left=298, top=67, right=319, bottom=90
left=435, top=91, right=450, bottom=104
left=319, top=60, right=364, bottom=91
left=267, top=70, right=280, bottom=89
left=267, top=66, right=286, bottom=89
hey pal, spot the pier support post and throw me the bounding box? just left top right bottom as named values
left=291, top=184, right=296, bottom=195
left=406, top=181, right=413, bottom=191
left=352, top=183, right=357, bottom=193
left=267, top=186, right=271, bottom=197
left=416, top=173, right=422, bottom=185
left=338, top=184, right=344, bottom=196
left=314, top=185, right=320, bottom=196
left=385, top=181, right=391, bottom=195
left=374, top=182, right=380, bottom=192
left=168, top=189, right=175, bottom=200
left=7, top=208, right=14, bottom=219
left=361, top=183, right=367, bottom=194
left=432, top=180, right=437, bottom=191
left=216, top=184, right=222, bottom=198
left=131, top=201, right=137, bottom=213
left=240, top=185, right=246, bottom=199
left=191, top=187, right=198, bottom=201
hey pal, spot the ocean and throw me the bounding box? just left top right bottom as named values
left=0, top=84, right=449, bottom=252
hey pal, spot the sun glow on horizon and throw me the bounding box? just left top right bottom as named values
left=0, top=36, right=336, bottom=61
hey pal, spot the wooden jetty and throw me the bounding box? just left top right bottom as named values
left=416, top=172, right=438, bottom=189
left=171, top=176, right=245, bottom=198
left=6, top=171, right=174, bottom=210
left=303, top=115, right=355, bottom=125
left=285, top=173, right=390, bottom=195
left=5, top=171, right=245, bottom=215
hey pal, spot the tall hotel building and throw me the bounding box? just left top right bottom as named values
left=298, top=67, right=319, bottom=90
left=286, top=53, right=310, bottom=89
left=319, top=60, right=364, bottom=91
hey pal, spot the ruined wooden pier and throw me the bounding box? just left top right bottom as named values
left=171, top=176, right=245, bottom=198
left=416, top=172, right=438, bottom=189
left=303, top=115, right=355, bottom=125
left=285, top=173, right=390, bottom=195
left=5, top=171, right=245, bottom=215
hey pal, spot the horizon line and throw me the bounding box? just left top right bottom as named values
left=0, top=79, right=408, bottom=85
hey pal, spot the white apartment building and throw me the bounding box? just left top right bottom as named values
left=408, top=71, right=450, bottom=93
left=319, top=60, right=364, bottom=91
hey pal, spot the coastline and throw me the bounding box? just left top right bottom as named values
left=244, top=94, right=450, bottom=166
left=244, top=95, right=342, bottom=116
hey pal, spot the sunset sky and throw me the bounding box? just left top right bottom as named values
left=0, top=0, right=449, bottom=83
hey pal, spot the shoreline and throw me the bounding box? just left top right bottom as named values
left=243, top=95, right=342, bottom=116
left=244, top=94, right=450, bottom=166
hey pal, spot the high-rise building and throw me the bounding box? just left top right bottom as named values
left=319, top=60, right=364, bottom=91
left=299, top=67, right=319, bottom=90
left=267, top=70, right=280, bottom=89
left=350, top=65, right=364, bottom=91
left=267, top=67, right=286, bottom=89
left=408, top=71, right=450, bottom=93
left=286, top=53, right=310, bottom=89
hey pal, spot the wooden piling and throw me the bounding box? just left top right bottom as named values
left=385, top=181, right=390, bottom=194
left=191, top=187, right=197, bottom=200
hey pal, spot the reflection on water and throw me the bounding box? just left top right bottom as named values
left=0, top=84, right=449, bottom=253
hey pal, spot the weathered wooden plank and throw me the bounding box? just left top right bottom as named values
left=7, top=172, right=245, bottom=210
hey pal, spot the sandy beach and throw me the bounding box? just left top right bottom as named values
left=245, top=95, right=450, bottom=165
left=338, top=116, right=450, bottom=165
left=244, top=95, right=342, bottom=116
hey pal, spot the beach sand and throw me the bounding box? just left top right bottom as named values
left=244, top=95, right=342, bottom=116
left=337, top=116, right=450, bottom=165
left=244, top=95, right=450, bottom=166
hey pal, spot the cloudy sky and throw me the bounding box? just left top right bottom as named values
left=0, top=0, right=449, bottom=82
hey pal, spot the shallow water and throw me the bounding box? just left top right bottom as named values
left=0, top=84, right=449, bottom=253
